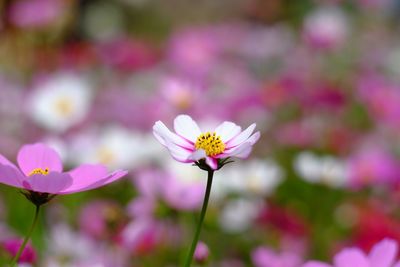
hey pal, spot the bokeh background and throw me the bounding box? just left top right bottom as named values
left=1, top=0, right=400, bottom=266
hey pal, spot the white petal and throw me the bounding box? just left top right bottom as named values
left=164, top=139, right=193, bottom=163
left=153, top=121, right=193, bottom=148
left=247, top=131, right=261, bottom=145
left=174, top=115, right=201, bottom=142
left=188, top=149, right=207, bottom=161
left=206, top=157, right=218, bottom=170
left=214, top=121, right=241, bottom=143
left=226, top=123, right=256, bottom=148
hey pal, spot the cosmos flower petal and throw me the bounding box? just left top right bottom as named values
left=61, top=164, right=110, bottom=193
left=215, top=121, right=242, bottom=143
left=60, top=169, right=127, bottom=194
left=0, top=153, right=18, bottom=169
left=0, top=164, right=24, bottom=188
left=247, top=131, right=261, bottom=145
left=369, top=238, right=398, bottom=267
left=393, top=261, right=400, bottom=267
left=17, top=143, right=63, bottom=176
left=188, top=149, right=207, bottom=161
left=333, top=248, right=369, bottom=267
left=302, top=261, right=332, bottom=267
left=164, top=139, right=193, bottom=163
left=216, top=142, right=253, bottom=159
left=23, top=172, right=73, bottom=194
left=226, top=123, right=256, bottom=148
left=206, top=157, right=218, bottom=170
left=153, top=121, right=193, bottom=148
left=174, top=114, right=201, bottom=142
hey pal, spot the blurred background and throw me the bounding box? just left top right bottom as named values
left=1, top=0, right=400, bottom=266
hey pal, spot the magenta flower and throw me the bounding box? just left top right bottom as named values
left=0, top=143, right=127, bottom=205
left=303, top=238, right=400, bottom=267
left=153, top=114, right=260, bottom=170
left=3, top=238, right=37, bottom=263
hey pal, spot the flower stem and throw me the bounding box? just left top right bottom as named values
left=184, top=170, right=214, bottom=267
left=10, top=205, right=40, bottom=267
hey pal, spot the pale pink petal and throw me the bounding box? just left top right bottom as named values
left=174, top=114, right=201, bottom=142
left=60, top=169, right=127, bottom=194
left=23, top=172, right=72, bottom=194
left=0, top=164, right=24, bottom=188
left=215, top=142, right=253, bottom=159
left=153, top=121, right=193, bottom=148
left=333, top=248, right=369, bottom=267
left=226, top=123, right=256, bottom=148
left=214, top=121, right=241, bottom=143
left=206, top=157, right=218, bottom=170
left=17, top=143, right=63, bottom=176
left=188, top=149, right=207, bottom=161
left=369, top=238, right=398, bottom=267
left=302, top=261, right=332, bottom=267
left=247, top=131, right=261, bottom=145
left=0, top=154, right=18, bottom=170
left=164, top=139, right=193, bottom=163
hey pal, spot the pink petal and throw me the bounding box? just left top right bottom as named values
left=226, top=123, right=256, bottom=148
left=302, top=261, right=332, bottom=267
left=333, top=248, right=369, bottom=267
left=0, top=164, right=25, bottom=188
left=369, top=238, right=398, bottom=267
left=60, top=164, right=109, bottom=193
left=393, top=261, right=400, bottom=267
left=174, top=114, right=201, bottom=143
left=23, top=172, right=72, bottom=194
left=0, top=153, right=18, bottom=169
left=17, top=143, right=63, bottom=176
left=216, top=142, right=253, bottom=159
left=60, top=169, right=127, bottom=194
left=206, top=157, right=218, bottom=170
left=214, top=121, right=241, bottom=143
left=247, top=131, right=261, bottom=145
left=153, top=121, right=193, bottom=148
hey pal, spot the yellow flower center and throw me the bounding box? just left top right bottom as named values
left=28, top=167, right=50, bottom=176
left=195, top=132, right=225, bottom=156
left=54, top=97, right=73, bottom=117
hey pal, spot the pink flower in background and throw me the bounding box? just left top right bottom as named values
left=252, top=247, right=303, bottom=267
left=3, top=238, right=37, bottom=263
left=194, top=242, right=209, bottom=263
left=347, top=147, right=399, bottom=188
left=0, top=143, right=127, bottom=205
left=8, top=0, right=64, bottom=28
left=303, top=238, right=400, bottom=267
left=153, top=114, right=260, bottom=170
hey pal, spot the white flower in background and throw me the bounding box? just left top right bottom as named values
left=45, top=224, right=97, bottom=264
left=303, top=6, right=348, bottom=49
left=69, top=126, right=157, bottom=169
left=293, top=151, right=348, bottom=188
left=29, top=73, right=92, bottom=132
left=219, top=198, right=262, bottom=233
left=226, top=159, right=284, bottom=196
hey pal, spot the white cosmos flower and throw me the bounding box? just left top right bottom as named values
left=69, top=126, right=155, bottom=169
left=153, top=115, right=260, bottom=170
left=293, top=151, right=348, bottom=188
left=29, top=73, right=92, bottom=132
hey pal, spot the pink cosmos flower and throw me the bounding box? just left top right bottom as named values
left=3, top=238, right=36, bottom=263
left=153, top=115, right=260, bottom=170
left=0, top=143, right=127, bottom=205
left=303, top=238, right=400, bottom=267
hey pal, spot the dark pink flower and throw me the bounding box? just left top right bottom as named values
left=0, top=143, right=127, bottom=204
left=3, top=238, right=36, bottom=263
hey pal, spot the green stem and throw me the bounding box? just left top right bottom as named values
left=184, top=170, right=214, bottom=267
left=10, top=205, right=40, bottom=267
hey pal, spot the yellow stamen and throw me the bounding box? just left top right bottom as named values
left=28, top=167, right=50, bottom=176
left=195, top=132, right=225, bottom=156
left=54, top=97, right=73, bottom=117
